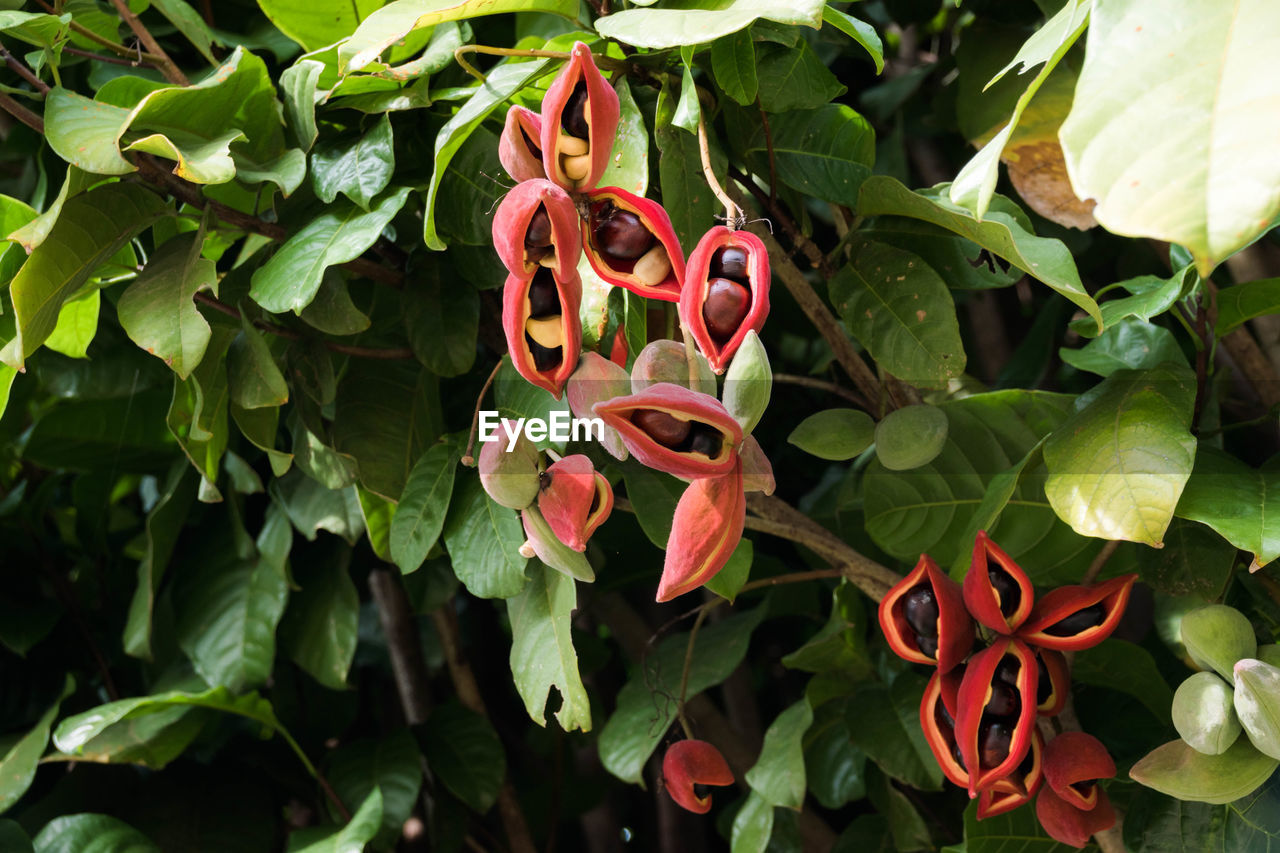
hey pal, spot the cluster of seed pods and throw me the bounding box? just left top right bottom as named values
left=878, top=532, right=1136, bottom=846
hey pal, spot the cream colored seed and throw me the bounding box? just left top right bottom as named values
left=562, top=153, right=591, bottom=182
left=632, top=245, right=671, bottom=286
left=557, top=135, right=588, bottom=156
left=537, top=252, right=556, bottom=268
left=525, top=316, right=564, bottom=349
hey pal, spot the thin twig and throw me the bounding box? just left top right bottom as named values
left=697, top=113, right=740, bottom=225
left=1082, top=539, right=1120, bottom=586
left=107, top=0, right=189, bottom=85
left=452, top=44, right=627, bottom=83
left=729, top=167, right=833, bottom=277
left=461, top=359, right=505, bottom=466
left=0, top=92, right=44, bottom=133
left=1, top=46, right=50, bottom=94
left=62, top=45, right=148, bottom=67
left=193, top=292, right=415, bottom=360
left=676, top=606, right=713, bottom=739
left=772, top=373, right=871, bottom=408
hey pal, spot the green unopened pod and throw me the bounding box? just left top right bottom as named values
left=1233, top=658, right=1280, bottom=760
left=630, top=339, right=716, bottom=396
left=1258, top=643, right=1280, bottom=668
left=1181, top=604, right=1256, bottom=680
left=721, top=330, right=771, bottom=435
left=1172, top=671, right=1241, bottom=755
left=874, top=404, right=948, bottom=471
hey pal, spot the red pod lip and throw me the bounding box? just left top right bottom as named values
left=680, top=227, right=771, bottom=374
left=963, top=531, right=1036, bottom=634
left=1042, top=731, right=1115, bottom=812
left=1035, top=785, right=1116, bottom=848
left=540, top=41, right=619, bottom=192
left=977, top=730, right=1042, bottom=818
left=492, top=179, right=582, bottom=281
left=662, top=739, right=735, bottom=814
left=499, top=106, right=546, bottom=183
left=502, top=268, right=582, bottom=400
left=657, top=459, right=745, bottom=602
left=955, top=637, right=1039, bottom=796
left=593, top=383, right=743, bottom=479
left=538, top=454, right=613, bottom=551
left=1035, top=649, right=1070, bottom=716
left=582, top=187, right=686, bottom=302
left=921, top=670, right=970, bottom=789
left=877, top=553, right=975, bottom=673
left=1017, top=574, right=1137, bottom=651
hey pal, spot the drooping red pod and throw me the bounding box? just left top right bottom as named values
left=492, top=179, right=582, bottom=281
left=963, top=531, right=1036, bottom=635
left=502, top=267, right=582, bottom=400
left=680, top=227, right=771, bottom=373
left=921, top=670, right=970, bottom=789
left=1035, top=649, right=1070, bottom=716
left=593, top=382, right=743, bottom=479
left=657, top=459, right=745, bottom=602
left=1018, top=574, right=1137, bottom=651
left=1041, top=732, right=1115, bottom=812
left=662, top=739, right=734, bottom=814
left=499, top=106, right=546, bottom=183
left=976, top=728, right=1043, bottom=819
left=1036, top=785, right=1116, bottom=848
left=540, top=41, right=619, bottom=192
left=582, top=187, right=685, bottom=302
left=954, top=637, right=1039, bottom=795
left=537, top=454, right=613, bottom=551
left=877, top=553, right=975, bottom=673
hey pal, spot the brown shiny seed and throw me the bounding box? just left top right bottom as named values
left=986, top=683, right=1020, bottom=718
left=632, top=409, right=690, bottom=448
left=916, top=635, right=938, bottom=658
left=903, top=586, right=939, bottom=637
left=525, top=207, right=552, bottom=249
left=1035, top=656, right=1052, bottom=705
left=521, top=126, right=541, bottom=156
left=711, top=246, right=749, bottom=282
left=686, top=427, right=723, bottom=459
left=526, top=274, right=558, bottom=318
left=594, top=206, right=654, bottom=261
left=1043, top=603, right=1105, bottom=637
left=563, top=82, right=589, bottom=138
left=979, top=721, right=1013, bottom=768
left=703, top=278, right=751, bottom=342
left=988, top=569, right=1022, bottom=618
left=526, top=336, right=562, bottom=372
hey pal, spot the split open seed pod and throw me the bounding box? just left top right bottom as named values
left=1018, top=574, right=1137, bottom=651
left=1035, top=784, right=1116, bottom=848
left=1042, top=731, right=1115, bottom=812
left=540, top=42, right=619, bottom=192
left=662, top=739, right=734, bottom=814
left=1034, top=649, right=1070, bottom=717
left=681, top=226, right=771, bottom=373
left=593, top=382, right=742, bottom=479
left=878, top=553, right=974, bottom=672
left=955, top=637, right=1039, bottom=795
left=963, top=531, right=1036, bottom=634
left=977, top=728, right=1044, bottom=819
left=492, top=179, right=582, bottom=281
left=499, top=106, right=546, bottom=183
left=583, top=187, right=685, bottom=301
left=502, top=267, right=582, bottom=399
left=921, top=670, right=970, bottom=789
left=537, top=454, right=613, bottom=552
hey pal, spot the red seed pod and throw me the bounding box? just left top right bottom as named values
left=492, top=179, right=582, bottom=281
left=499, top=106, right=546, bottom=183
left=921, top=670, right=970, bottom=789
left=593, top=383, right=743, bottom=479
left=582, top=187, right=686, bottom=302
left=1017, top=574, right=1137, bottom=652
left=662, top=740, right=735, bottom=814
left=537, top=454, right=613, bottom=552
left=877, top=553, right=975, bottom=673
left=658, top=459, right=745, bottom=602
left=1042, top=732, right=1115, bottom=812
left=963, top=531, right=1036, bottom=635
left=1035, top=785, right=1116, bottom=848
left=502, top=267, right=582, bottom=400
left=954, top=637, right=1039, bottom=796
left=566, top=352, right=630, bottom=461
left=1035, top=649, right=1070, bottom=716
left=977, top=729, right=1044, bottom=819
left=540, top=42, right=619, bottom=192
left=681, top=227, right=771, bottom=373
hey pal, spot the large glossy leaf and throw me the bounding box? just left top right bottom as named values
left=656, top=79, right=722, bottom=254
left=42, top=89, right=135, bottom=175
left=598, top=606, right=765, bottom=784
left=403, top=261, right=478, bottom=377
left=333, top=359, right=440, bottom=500
left=271, top=471, right=365, bottom=543
left=45, top=290, right=100, bottom=360
left=1071, top=266, right=1196, bottom=337
left=755, top=40, right=846, bottom=113
left=250, top=187, right=410, bottom=313
left=600, top=77, right=648, bottom=195
left=0, top=675, right=73, bottom=814
left=257, top=0, right=385, bottom=52
left=228, top=319, right=289, bottom=410
left=730, top=791, right=774, bottom=853
left=118, top=233, right=217, bottom=380
left=286, top=788, right=382, bottom=853
left=1059, top=0, right=1280, bottom=275
left=596, top=0, right=824, bottom=49
left=745, top=699, right=813, bottom=809
left=123, top=464, right=197, bottom=660
left=711, top=27, right=756, bottom=106
left=442, top=477, right=527, bottom=599
left=757, top=105, right=874, bottom=209
left=507, top=561, right=591, bottom=733
left=33, top=814, right=158, bottom=853
left=390, top=440, right=458, bottom=574
left=962, top=798, right=1075, bottom=853
left=279, top=548, right=358, bottom=690
left=279, top=59, right=323, bottom=152
left=1073, top=638, right=1173, bottom=723
left=311, top=114, right=394, bottom=210
left=167, top=324, right=234, bottom=497
left=1059, top=317, right=1186, bottom=377
left=1043, top=364, right=1197, bottom=546
left=845, top=673, right=943, bottom=792
left=620, top=463, right=685, bottom=547
left=0, top=821, right=31, bottom=853
left=1137, top=518, right=1236, bottom=599
left=3, top=183, right=168, bottom=368
left=830, top=239, right=966, bottom=387
left=324, top=731, right=422, bottom=848
left=857, top=176, right=1102, bottom=330
left=1130, top=737, right=1279, bottom=804
left=804, top=698, right=866, bottom=809
left=23, top=388, right=176, bottom=472
left=1124, top=771, right=1280, bottom=852
left=822, top=6, right=884, bottom=73
left=1176, top=446, right=1280, bottom=570
left=1216, top=277, right=1280, bottom=337
left=420, top=703, right=505, bottom=814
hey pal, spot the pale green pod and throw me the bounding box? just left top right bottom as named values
left=1130, top=737, right=1278, bottom=804
left=1172, top=671, right=1241, bottom=755
left=631, top=339, right=716, bottom=396
left=1181, top=604, right=1257, bottom=681
left=478, top=418, right=541, bottom=509
left=722, top=330, right=771, bottom=435
left=1233, top=658, right=1280, bottom=760
left=520, top=504, right=595, bottom=582
left=874, top=404, right=948, bottom=471
left=1258, top=643, right=1280, bottom=668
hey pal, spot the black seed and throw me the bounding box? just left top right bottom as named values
left=988, top=569, right=1022, bottom=618
left=915, top=635, right=938, bottom=658
left=994, top=657, right=1020, bottom=686
left=526, top=335, right=561, bottom=372
left=710, top=246, right=749, bottom=282
left=525, top=207, right=552, bottom=249
left=692, top=782, right=711, bottom=800
left=632, top=410, right=690, bottom=448
left=979, top=721, right=1013, bottom=768
left=950, top=741, right=965, bottom=768
left=520, top=125, right=541, bottom=155
left=934, top=700, right=955, bottom=730
left=986, top=683, right=1020, bottom=718
left=562, top=82, right=589, bottom=138
left=1043, top=603, right=1105, bottom=637
left=1036, top=655, right=1052, bottom=705
left=527, top=271, right=559, bottom=318
left=702, top=278, right=751, bottom=343
left=685, top=426, right=723, bottom=459
left=903, top=586, right=939, bottom=637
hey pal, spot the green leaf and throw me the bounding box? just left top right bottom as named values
left=279, top=59, right=323, bottom=152
left=600, top=77, right=649, bottom=196
left=596, top=0, right=825, bottom=49
left=962, top=797, right=1076, bottom=853
left=857, top=176, right=1102, bottom=331
left=730, top=791, right=774, bottom=853
left=672, top=48, right=700, bottom=135
left=620, top=463, right=685, bottom=547
left=442, top=477, right=527, bottom=599
left=1059, top=317, right=1186, bottom=378
left=705, top=538, right=753, bottom=603
left=1137, top=517, right=1236, bottom=599
left=507, top=561, right=591, bottom=733
left=1124, top=771, right=1280, bottom=852
left=118, top=233, right=217, bottom=379
left=4, top=183, right=167, bottom=368
left=1073, top=638, right=1173, bottom=724
left=167, top=324, right=233, bottom=497
left=311, top=115, right=394, bottom=210
left=24, top=388, right=175, bottom=472
left=782, top=583, right=871, bottom=677
left=830, top=240, right=966, bottom=386
left=404, top=262, right=478, bottom=377
left=286, top=788, right=382, bottom=853
left=845, top=673, right=943, bottom=791
left=228, top=317, right=289, bottom=409
left=420, top=703, right=505, bottom=814
left=53, top=675, right=210, bottom=770
left=44, top=290, right=100, bottom=360
left=711, top=27, right=757, bottom=106
left=1130, top=737, right=1279, bottom=804
left=1059, top=0, right=1280, bottom=275
left=746, top=698, right=813, bottom=809
left=279, top=548, right=358, bottom=691
left=804, top=699, right=866, bottom=809
left=764, top=104, right=875, bottom=209
left=0, top=10, right=70, bottom=50
left=258, top=0, right=385, bottom=52
left=123, top=464, right=197, bottom=660
left=821, top=6, right=884, bottom=73
left=250, top=187, right=410, bottom=313
left=787, top=408, right=875, bottom=461
left=232, top=402, right=292, bottom=477
left=756, top=39, right=846, bottom=112
left=599, top=606, right=765, bottom=784
left=390, top=440, right=459, bottom=574
left=271, top=471, right=365, bottom=544
left=42, top=88, right=135, bottom=175
left=1216, top=277, right=1280, bottom=337
left=33, top=815, right=158, bottom=853
left=148, top=0, right=216, bottom=64
left=298, top=272, right=370, bottom=336
left=0, top=821, right=31, bottom=853
left=0, top=674, right=73, bottom=813
left=1044, top=364, right=1197, bottom=546
left=1071, top=267, right=1196, bottom=337
left=656, top=79, right=723, bottom=254
left=1176, top=447, right=1280, bottom=570
left=325, top=731, right=422, bottom=848
left=356, top=486, right=394, bottom=562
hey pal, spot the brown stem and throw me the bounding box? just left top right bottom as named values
left=107, top=0, right=189, bottom=85
left=729, top=169, right=832, bottom=277
left=772, top=373, right=871, bottom=408
left=452, top=45, right=627, bottom=83
left=697, top=113, right=739, bottom=225
left=0, top=91, right=43, bottom=133
left=199, top=0, right=214, bottom=26
left=32, top=0, right=166, bottom=64
left=370, top=569, right=433, bottom=723
left=1082, top=539, right=1120, bottom=585
left=1, top=46, right=50, bottom=94
left=461, top=359, right=505, bottom=466
left=192, top=292, right=414, bottom=360
left=62, top=46, right=151, bottom=67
